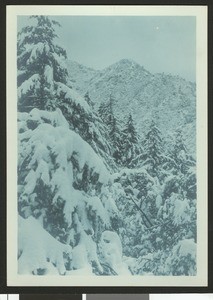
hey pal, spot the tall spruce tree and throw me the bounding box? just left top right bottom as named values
left=17, top=17, right=121, bottom=275
left=110, top=116, right=123, bottom=164
left=97, top=95, right=124, bottom=163
left=18, top=16, right=115, bottom=168
left=17, top=16, right=68, bottom=111
left=171, top=129, right=195, bottom=174
left=122, top=113, right=140, bottom=167
left=170, top=129, right=196, bottom=199
left=98, top=95, right=114, bottom=127
left=142, top=120, right=164, bottom=175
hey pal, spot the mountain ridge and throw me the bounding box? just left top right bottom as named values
left=67, top=58, right=196, bottom=154
left=68, top=58, right=195, bottom=83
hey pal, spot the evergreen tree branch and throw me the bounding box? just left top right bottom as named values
left=128, top=195, right=153, bottom=227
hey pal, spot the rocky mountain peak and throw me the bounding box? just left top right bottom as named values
left=66, top=58, right=196, bottom=154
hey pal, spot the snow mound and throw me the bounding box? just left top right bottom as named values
left=175, top=239, right=196, bottom=258
left=99, top=231, right=131, bottom=275
left=18, top=216, right=72, bottom=275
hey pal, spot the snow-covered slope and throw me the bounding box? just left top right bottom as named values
left=67, top=59, right=196, bottom=154
left=67, top=60, right=99, bottom=92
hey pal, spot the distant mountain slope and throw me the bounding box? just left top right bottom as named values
left=67, top=60, right=99, bottom=93
left=67, top=59, right=196, bottom=154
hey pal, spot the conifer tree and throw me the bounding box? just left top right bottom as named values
left=17, top=16, right=68, bottom=112
left=172, top=129, right=194, bottom=174
left=110, top=116, right=123, bottom=164
left=98, top=95, right=114, bottom=127
left=18, top=16, right=114, bottom=168
left=17, top=17, right=121, bottom=275
left=142, top=120, right=163, bottom=175
left=122, top=113, right=140, bottom=167
left=18, top=108, right=119, bottom=275
left=97, top=95, right=124, bottom=163
left=170, top=129, right=196, bottom=199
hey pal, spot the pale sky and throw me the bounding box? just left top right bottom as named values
left=18, top=16, right=196, bottom=81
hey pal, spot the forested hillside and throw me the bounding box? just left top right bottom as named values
left=17, top=16, right=197, bottom=276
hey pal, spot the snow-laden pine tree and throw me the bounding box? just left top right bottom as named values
left=18, top=16, right=115, bottom=170
left=18, top=108, right=124, bottom=275
left=142, top=120, right=164, bottom=175
left=98, top=95, right=124, bottom=165
left=122, top=113, right=141, bottom=167
left=17, top=16, right=127, bottom=275
left=109, top=116, right=123, bottom=164
left=98, top=95, right=114, bottom=127
left=17, top=16, right=68, bottom=111
left=172, top=129, right=196, bottom=175
left=162, top=129, right=196, bottom=204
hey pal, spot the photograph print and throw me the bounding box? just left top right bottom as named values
left=7, top=6, right=207, bottom=286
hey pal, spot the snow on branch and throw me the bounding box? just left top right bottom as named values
left=18, top=74, right=40, bottom=98
left=55, top=82, right=91, bottom=113
left=18, top=109, right=111, bottom=221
